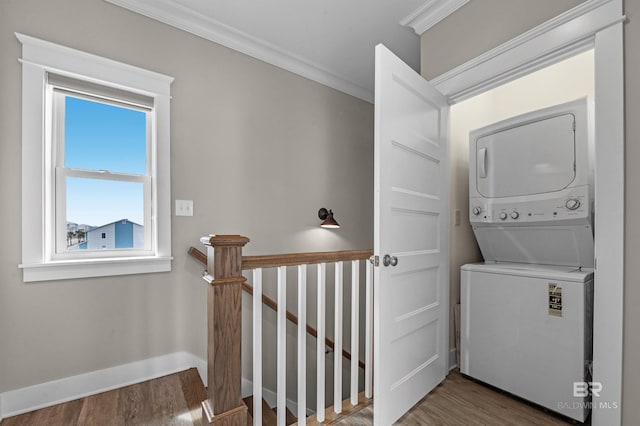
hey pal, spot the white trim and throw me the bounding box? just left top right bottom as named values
left=20, top=256, right=173, bottom=282
left=431, top=0, right=622, bottom=102
left=425, top=0, right=623, bottom=424
left=400, top=0, right=470, bottom=35
left=103, top=0, right=373, bottom=103
left=17, top=33, right=173, bottom=282
left=591, top=21, right=624, bottom=426
left=16, top=33, right=173, bottom=95
left=0, top=352, right=206, bottom=420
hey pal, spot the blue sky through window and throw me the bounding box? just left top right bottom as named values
left=64, top=96, right=146, bottom=227
left=66, top=178, right=144, bottom=227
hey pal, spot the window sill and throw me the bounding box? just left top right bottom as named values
left=19, top=256, right=173, bottom=282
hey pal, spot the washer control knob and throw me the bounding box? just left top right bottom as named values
left=499, top=212, right=508, bottom=220
left=510, top=211, right=520, bottom=219
left=472, top=207, right=482, bottom=216
left=565, top=198, right=581, bottom=210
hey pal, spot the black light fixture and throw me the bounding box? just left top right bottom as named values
left=318, top=208, right=340, bottom=229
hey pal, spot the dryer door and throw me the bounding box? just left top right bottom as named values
left=475, top=114, right=576, bottom=198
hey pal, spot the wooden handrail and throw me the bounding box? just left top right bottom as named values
left=242, top=250, right=373, bottom=270
left=188, top=246, right=207, bottom=265
left=188, top=246, right=373, bottom=270
left=189, top=246, right=367, bottom=370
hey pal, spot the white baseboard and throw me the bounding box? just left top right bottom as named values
left=0, top=351, right=207, bottom=420
left=0, top=351, right=322, bottom=421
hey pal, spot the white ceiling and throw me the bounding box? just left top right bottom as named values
left=104, top=0, right=467, bottom=102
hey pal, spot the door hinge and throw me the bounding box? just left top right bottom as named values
left=369, top=255, right=380, bottom=267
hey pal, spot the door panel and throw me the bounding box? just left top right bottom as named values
left=391, top=267, right=440, bottom=317
left=390, top=142, right=440, bottom=196
left=374, top=44, right=450, bottom=426
left=391, top=209, right=439, bottom=253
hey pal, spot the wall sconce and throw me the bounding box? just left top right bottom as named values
left=318, top=208, right=340, bottom=229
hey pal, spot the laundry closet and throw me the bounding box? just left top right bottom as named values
left=449, top=50, right=595, bottom=422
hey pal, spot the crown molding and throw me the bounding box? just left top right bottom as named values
left=429, top=0, right=619, bottom=102
left=103, top=0, right=373, bottom=103
left=400, top=0, right=470, bottom=35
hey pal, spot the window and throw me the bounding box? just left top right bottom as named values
left=17, top=33, right=173, bottom=282
left=50, top=76, right=152, bottom=258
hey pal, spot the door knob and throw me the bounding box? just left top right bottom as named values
left=383, top=254, right=398, bottom=267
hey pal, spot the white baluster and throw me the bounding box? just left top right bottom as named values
left=334, top=261, right=343, bottom=413
left=350, top=260, right=360, bottom=406
left=317, top=263, right=326, bottom=423
left=253, top=268, right=263, bottom=425
left=277, top=266, right=287, bottom=426
left=365, top=260, right=373, bottom=399
left=297, top=264, right=307, bottom=425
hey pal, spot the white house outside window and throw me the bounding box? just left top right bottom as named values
left=17, top=33, right=173, bottom=282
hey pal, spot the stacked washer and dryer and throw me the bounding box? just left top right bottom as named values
left=460, top=98, right=594, bottom=422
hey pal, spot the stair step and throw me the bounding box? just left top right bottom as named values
left=273, top=406, right=297, bottom=425
left=242, top=396, right=279, bottom=426
left=301, top=391, right=371, bottom=425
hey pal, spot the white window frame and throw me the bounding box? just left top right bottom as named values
left=50, top=88, right=153, bottom=259
left=17, top=33, right=173, bottom=282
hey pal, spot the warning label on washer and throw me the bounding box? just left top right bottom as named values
left=549, top=283, right=563, bottom=317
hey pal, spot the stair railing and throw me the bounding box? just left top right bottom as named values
left=195, top=235, right=373, bottom=426
left=189, top=247, right=365, bottom=370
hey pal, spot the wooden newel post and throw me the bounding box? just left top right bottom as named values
left=201, top=235, right=250, bottom=425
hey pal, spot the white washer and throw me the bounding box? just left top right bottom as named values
left=461, top=262, right=593, bottom=422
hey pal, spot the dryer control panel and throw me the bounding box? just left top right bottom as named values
left=470, top=186, right=591, bottom=226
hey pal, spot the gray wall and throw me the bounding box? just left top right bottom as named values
left=0, top=0, right=373, bottom=396
left=421, top=0, right=639, bottom=424
left=420, top=0, right=586, bottom=80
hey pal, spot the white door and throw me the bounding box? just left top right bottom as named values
left=373, top=44, right=450, bottom=426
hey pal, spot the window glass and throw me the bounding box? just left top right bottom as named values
left=64, top=96, right=147, bottom=175
left=58, top=94, right=149, bottom=255
left=64, top=177, right=145, bottom=251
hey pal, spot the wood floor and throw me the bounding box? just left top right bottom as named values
left=0, top=368, right=207, bottom=426
left=333, top=371, right=576, bottom=425
left=2, top=369, right=579, bottom=425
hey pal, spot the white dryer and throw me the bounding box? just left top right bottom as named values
left=469, top=97, right=594, bottom=268
left=461, top=98, right=595, bottom=422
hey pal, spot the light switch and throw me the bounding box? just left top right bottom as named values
left=455, top=209, right=461, bottom=226
left=175, top=199, right=193, bottom=216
